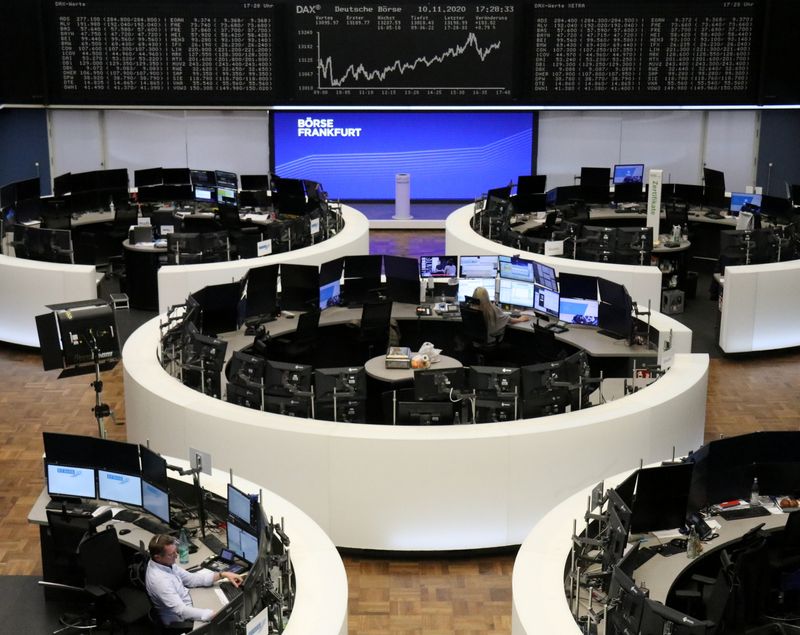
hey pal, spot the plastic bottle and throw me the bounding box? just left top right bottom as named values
left=750, top=477, right=760, bottom=506
left=178, top=528, right=190, bottom=564
left=686, top=526, right=702, bottom=559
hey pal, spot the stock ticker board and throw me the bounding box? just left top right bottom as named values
left=528, top=1, right=761, bottom=105
left=290, top=2, right=520, bottom=103
left=45, top=0, right=278, bottom=106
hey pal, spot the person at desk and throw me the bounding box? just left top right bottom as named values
left=145, top=534, right=243, bottom=625
left=472, top=286, right=530, bottom=344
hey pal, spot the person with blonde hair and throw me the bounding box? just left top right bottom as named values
left=471, top=286, right=529, bottom=344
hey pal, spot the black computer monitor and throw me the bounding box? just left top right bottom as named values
left=193, top=185, right=216, bottom=204
left=319, top=278, right=342, bottom=310
left=167, top=232, right=202, bottom=257
left=703, top=168, right=726, bottom=207
left=272, top=176, right=307, bottom=214
left=459, top=255, right=499, bottom=279
left=533, top=284, right=560, bottom=319
left=531, top=261, right=557, bottom=291
left=419, top=255, right=457, bottom=278
left=98, top=469, right=143, bottom=507
left=474, top=397, right=517, bottom=423
left=558, top=272, right=598, bottom=325
left=615, top=227, right=653, bottom=264
left=43, top=432, right=100, bottom=467
left=191, top=282, right=241, bottom=335
left=264, top=394, right=311, bottom=417
left=227, top=351, right=265, bottom=388
left=614, top=182, right=644, bottom=204
left=226, top=382, right=263, bottom=410
left=469, top=366, right=520, bottom=396
left=96, top=438, right=140, bottom=474
left=241, top=264, right=279, bottom=320
left=314, top=366, right=366, bottom=402
left=140, top=445, right=169, bottom=489
left=559, top=296, right=599, bottom=327
left=46, top=462, right=97, bottom=500
left=55, top=304, right=121, bottom=369
left=162, top=168, right=191, bottom=185
left=630, top=463, right=694, bottom=534
left=673, top=183, right=704, bottom=206
left=519, top=360, right=564, bottom=418
left=384, top=255, right=420, bottom=304
left=602, top=503, right=631, bottom=578
left=216, top=186, right=238, bottom=207
left=215, top=170, right=237, bottom=189
left=498, top=255, right=535, bottom=283
left=141, top=481, right=170, bottom=524
left=608, top=561, right=648, bottom=634
left=640, top=599, right=711, bottom=635
left=135, top=167, right=163, bottom=188
left=183, top=323, right=228, bottom=372
left=498, top=278, right=535, bottom=309
left=280, top=263, right=320, bottom=311
left=314, top=399, right=366, bottom=423
left=690, top=435, right=755, bottom=510
left=729, top=192, right=762, bottom=216
left=228, top=483, right=258, bottom=530
left=227, top=518, right=259, bottom=564
left=413, top=367, right=466, bottom=401
left=240, top=174, right=272, bottom=191
left=264, top=360, right=312, bottom=397
left=598, top=278, right=633, bottom=340
left=319, top=257, right=344, bottom=286
left=613, top=164, right=644, bottom=184
left=396, top=401, right=454, bottom=425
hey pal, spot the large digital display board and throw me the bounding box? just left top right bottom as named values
left=272, top=111, right=534, bottom=200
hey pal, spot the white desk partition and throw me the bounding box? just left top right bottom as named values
left=445, top=204, right=663, bottom=312
left=0, top=253, right=98, bottom=347
left=124, top=313, right=707, bottom=552
left=719, top=260, right=800, bottom=353
left=157, top=204, right=369, bottom=313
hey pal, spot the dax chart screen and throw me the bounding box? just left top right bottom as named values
left=290, top=2, right=520, bottom=103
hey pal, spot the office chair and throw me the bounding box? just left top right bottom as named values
left=44, top=509, right=95, bottom=588
left=727, top=531, right=770, bottom=629
left=673, top=550, right=734, bottom=634
left=768, top=510, right=800, bottom=611
left=354, top=301, right=394, bottom=359
left=458, top=303, right=497, bottom=365
left=269, top=310, right=321, bottom=365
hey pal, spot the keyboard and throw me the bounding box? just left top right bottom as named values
left=113, top=509, right=140, bottom=523
left=133, top=516, right=173, bottom=534
left=623, top=546, right=658, bottom=571
left=719, top=505, right=771, bottom=521
left=218, top=581, right=242, bottom=603
left=202, top=533, right=226, bottom=554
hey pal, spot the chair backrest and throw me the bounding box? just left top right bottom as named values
left=294, top=310, right=321, bottom=343
left=729, top=535, right=769, bottom=626
left=782, top=505, right=800, bottom=551
left=360, top=301, right=393, bottom=342
left=459, top=304, right=489, bottom=346
left=46, top=509, right=93, bottom=557
left=79, top=526, right=129, bottom=591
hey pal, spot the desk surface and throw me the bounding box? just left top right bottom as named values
left=364, top=353, right=462, bottom=383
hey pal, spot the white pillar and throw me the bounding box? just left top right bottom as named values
left=393, top=173, right=412, bottom=220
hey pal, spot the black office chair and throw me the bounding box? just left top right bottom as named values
left=458, top=303, right=497, bottom=365
left=768, top=510, right=800, bottom=611
left=728, top=530, right=770, bottom=629
left=674, top=550, right=734, bottom=634
left=355, top=301, right=394, bottom=359
left=44, top=509, right=95, bottom=588
left=269, top=310, right=321, bottom=365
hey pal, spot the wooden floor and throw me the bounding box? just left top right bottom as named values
left=2, top=274, right=800, bottom=633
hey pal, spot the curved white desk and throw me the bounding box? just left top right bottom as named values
left=124, top=308, right=707, bottom=551
left=156, top=205, right=370, bottom=313
left=719, top=259, right=800, bottom=353
left=0, top=252, right=98, bottom=347
left=445, top=204, right=664, bottom=312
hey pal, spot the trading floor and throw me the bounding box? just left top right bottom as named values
left=2, top=230, right=800, bottom=635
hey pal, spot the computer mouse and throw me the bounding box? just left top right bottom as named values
left=119, top=528, right=131, bottom=536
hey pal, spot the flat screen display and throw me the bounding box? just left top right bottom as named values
left=273, top=111, right=534, bottom=200
left=533, top=284, right=559, bottom=318
left=457, top=278, right=496, bottom=303
left=498, top=255, right=534, bottom=283
left=613, top=164, right=644, bottom=184
left=459, top=255, right=499, bottom=279
left=227, top=483, right=255, bottom=528
left=559, top=297, right=599, bottom=327
left=98, top=469, right=142, bottom=507
left=729, top=192, right=762, bottom=215
left=419, top=256, right=457, bottom=278
left=227, top=521, right=259, bottom=564
left=194, top=186, right=216, bottom=202
left=142, top=481, right=170, bottom=524
left=47, top=463, right=97, bottom=499
left=532, top=262, right=558, bottom=292
left=498, top=278, right=534, bottom=309
left=319, top=279, right=342, bottom=310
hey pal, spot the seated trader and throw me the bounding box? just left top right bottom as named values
left=146, top=534, right=243, bottom=625
left=472, top=286, right=530, bottom=344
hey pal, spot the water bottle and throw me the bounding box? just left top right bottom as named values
left=686, top=526, right=702, bottom=559
left=750, top=477, right=760, bottom=506
left=178, top=528, right=190, bottom=564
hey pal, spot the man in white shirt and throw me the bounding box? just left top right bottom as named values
left=145, top=534, right=243, bottom=625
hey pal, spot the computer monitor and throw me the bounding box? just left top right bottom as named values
left=320, top=257, right=345, bottom=285
left=614, top=182, right=644, bottom=204
left=608, top=562, right=648, bottom=635
left=581, top=166, right=611, bottom=187
left=98, top=469, right=142, bottom=507
left=226, top=382, right=263, bottom=410
left=532, top=262, right=557, bottom=292
left=559, top=272, right=597, bottom=299
left=519, top=360, right=567, bottom=418
left=673, top=183, right=705, bottom=206
left=227, top=519, right=259, bottom=564
left=498, top=255, right=535, bottom=283
left=280, top=263, right=319, bottom=311
left=729, top=192, right=762, bottom=216
left=228, top=483, right=258, bottom=529
left=615, top=227, right=653, bottom=264
left=264, top=394, right=311, bottom=417
left=382, top=255, right=419, bottom=304
left=216, top=187, right=238, bottom=206
left=183, top=327, right=228, bottom=373
left=314, top=366, right=366, bottom=402
left=264, top=360, right=312, bottom=397
left=314, top=399, right=366, bottom=423
left=598, top=278, right=633, bottom=340
left=457, top=278, right=496, bottom=303
left=190, top=169, right=216, bottom=187
left=193, top=186, right=216, bottom=203
left=419, top=255, right=458, bottom=278
left=474, top=397, right=517, bottom=423
left=469, top=366, right=520, bottom=396
left=215, top=170, right=238, bottom=189
left=55, top=304, right=121, bottom=369
left=43, top=432, right=100, bottom=467
left=703, top=168, right=726, bottom=207
left=533, top=284, right=560, bottom=319
left=162, top=168, right=192, bottom=185
left=630, top=463, right=694, bottom=534
left=601, top=503, right=631, bottom=578
left=319, top=279, right=342, bottom=310
left=46, top=462, right=97, bottom=500
left=640, top=599, right=711, bottom=635
left=414, top=367, right=466, bottom=401
left=613, top=164, right=644, bottom=184
left=498, top=278, right=535, bottom=309
left=690, top=435, right=756, bottom=510
left=241, top=264, right=279, bottom=321
left=459, top=255, right=499, bottom=279
left=396, top=401, right=454, bottom=425
left=141, top=481, right=170, bottom=524
left=227, top=351, right=265, bottom=388
left=140, top=445, right=169, bottom=489
left=240, top=174, right=272, bottom=191
left=559, top=297, right=599, bottom=327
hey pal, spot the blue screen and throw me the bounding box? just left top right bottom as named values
left=47, top=463, right=97, bottom=499
left=320, top=280, right=341, bottom=310
left=142, top=481, right=170, bottom=523
left=559, top=298, right=600, bottom=326
left=98, top=470, right=142, bottom=506
left=273, top=111, right=534, bottom=200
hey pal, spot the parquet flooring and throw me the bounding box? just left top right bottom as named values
left=1, top=238, right=800, bottom=632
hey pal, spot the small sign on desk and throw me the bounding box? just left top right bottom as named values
left=257, top=238, right=272, bottom=257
